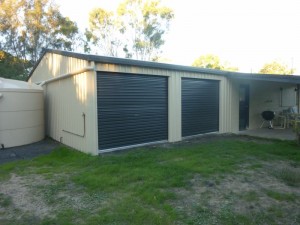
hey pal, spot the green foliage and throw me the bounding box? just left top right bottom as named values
left=0, top=0, right=79, bottom=78
left=193, top=54, right=222, bottom=69
left=275, top=166, right=300, bottom=187
left=291, top=121, right=300, bottom=145
left=85, top=8, right=122, bottom=56
left=0, top=193, right=12, bottom=207
left=242, top=191, right=259, bottom=202
left=0, top=50, right=29, bottom=80
left=1, top=139, right=300, bottom=224
left=85, top=0, right=174, bottom=60
left=259, top=60, right=294, bottom=75
left=265, top=190, right=296, bottom=202
left=192, top=54, right=239, bottom=71
left=118, top=0, right=174, bottom=60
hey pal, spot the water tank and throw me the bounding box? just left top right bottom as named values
left=0, top=78, right=44, bottom=148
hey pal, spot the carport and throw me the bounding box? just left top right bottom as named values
left=229, top=73, right=300, bottom=134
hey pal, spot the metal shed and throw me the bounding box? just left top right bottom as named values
left=28, top=49, right=300, bottom=156
left=29, top=49, right=300, bottom=155
left=28, top=49, right=238, bottom=155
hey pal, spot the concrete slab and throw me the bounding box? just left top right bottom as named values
left=0, top=138, right=60, bottom=165
left=239, top=128, right=296, bottom=141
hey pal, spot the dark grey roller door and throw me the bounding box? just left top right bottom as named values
left=182, top=78, right=219, bottom=137
left=97, top=72, right=168, bottom=150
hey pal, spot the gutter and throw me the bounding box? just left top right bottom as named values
left=39, top=66, right=95, bottom=86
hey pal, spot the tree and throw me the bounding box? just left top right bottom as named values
left=259, top=60, right=294, bottom=75
left=0, top=0, right=79, bottom=77
left=118, top=0, right=174, bottom=60
left=192, top=54, right=239, bottom=72
left=85, top=8, right=122, bottom=56
left=85, top=0, right=174, bottom=60
left=0, top=50, right=29, bottom=80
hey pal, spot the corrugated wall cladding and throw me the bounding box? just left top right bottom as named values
left=29, top=53, right=89, bottom=84
left=95, top=62, right=239, bottom=135
left=28, top=52, right=98, bottom=155
left=28, top=50, right=240, bottom=155
left=97, top=73, right=168, bottom=150
left=44, top=70, right=98, bottom=155
left=182, top=78, right=219, bottom=136
left=227, top=79, right=239, bottom=133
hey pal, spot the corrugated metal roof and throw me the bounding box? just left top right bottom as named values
left=28, top=48, right=300, bottom=84
left=227, top=73, right=300, bottom=83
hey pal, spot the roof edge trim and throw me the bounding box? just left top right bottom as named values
left=28, top=49, right=300, bottom=84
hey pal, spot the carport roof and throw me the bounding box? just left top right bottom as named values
left=28, top=49, right=300, bottom=84
left=226, top=73, right=300, bottom=84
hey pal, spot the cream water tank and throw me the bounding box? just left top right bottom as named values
left=0, top=78, right=44, bottom=148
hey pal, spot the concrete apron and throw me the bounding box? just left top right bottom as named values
left=239, top=128, right=296, bottom=141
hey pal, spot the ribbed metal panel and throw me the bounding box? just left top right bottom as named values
left=182, top=78, right=220, bottom=137
left=97, top=72, right=168, bottom=150
left=29, top=52, right=99, bottom=155
left=29, top=52, right=89, bottom=84
left=95, top=61, right=237, bottom=134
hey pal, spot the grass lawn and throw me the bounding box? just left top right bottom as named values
left=0, top=135, right=300, bottom=225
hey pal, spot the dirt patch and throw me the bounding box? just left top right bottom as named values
left=0, top=173, right=112, bottom=222
left=0, top=174, right=53, bottom=221
left=170, top=160, right=300, bottom=225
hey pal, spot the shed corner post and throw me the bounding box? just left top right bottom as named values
left=218, top=78, right=232, bottom=134
left=168, top=74, right=182, bottom=142
left=219, top=78, right=227, bottom=133
left=224, top=78, right=240, bottom=134
left=88, top=61, right=99, bottom=155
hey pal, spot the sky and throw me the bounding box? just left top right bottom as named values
left=58, top=0, right=300, bottom=73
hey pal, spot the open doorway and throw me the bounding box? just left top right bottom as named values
left=239, top=84, right=249, bottom=130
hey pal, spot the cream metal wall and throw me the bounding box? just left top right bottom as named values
left=29, top=52, right=238, bottom=155
left=30, top=53, right=89, bottom=83
left=95, top=62, right=239, bottom=143
left=29, top=53, right=98, bottom=155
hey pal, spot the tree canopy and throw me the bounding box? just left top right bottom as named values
left=192, top=54, right=239, bottom=72
left=85, top=8, right=122, bottom=56
left=85, top=0, right=174, bottom=60
left=259, top=60, right=294, bottom=75
left=0, top=0, right=173, bottom=80
left=0, top=0, right=79, bottom=80
left=0, top=50, right=29, bottom=80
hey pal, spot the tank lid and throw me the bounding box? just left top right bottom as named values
left=0, top=77, right=43, bottom=90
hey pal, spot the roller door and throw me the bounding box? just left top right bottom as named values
left=97, top=73, right=168, bottom=150
left=182, top=78, right=219, bottom=137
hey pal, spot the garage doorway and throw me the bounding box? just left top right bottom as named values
left=182, top=78, right=220, bottom=137
left=97, top=72, right=168, bottom=150
left=239, top=84, right=249, bottom=130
